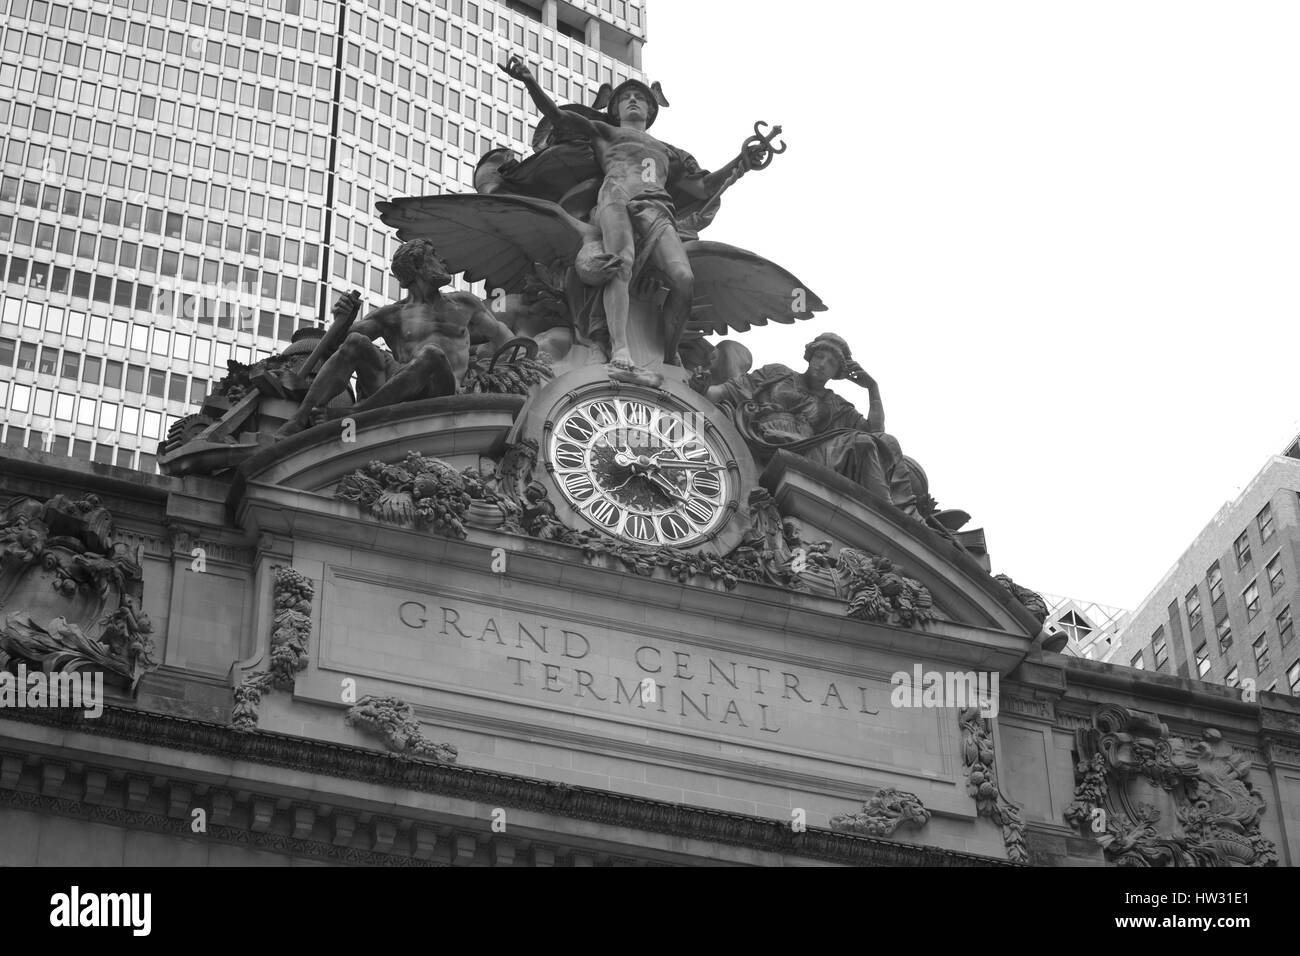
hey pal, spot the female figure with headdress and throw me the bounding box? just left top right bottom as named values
left=704, top=334, right=919, bottom=513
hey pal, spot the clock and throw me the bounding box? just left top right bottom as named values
left=510, top=367, right=757, bottom=553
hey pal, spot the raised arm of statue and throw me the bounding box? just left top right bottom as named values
left=501, top=56, right=602, bottom=140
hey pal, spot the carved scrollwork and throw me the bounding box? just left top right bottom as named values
left=0, top=494, right=157, bottom=694
left=1063, top=705, right=1277, bottom=867
left=960, top=707, right=1028, bottom=863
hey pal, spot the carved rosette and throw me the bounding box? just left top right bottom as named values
left=344, top=695, right=458, bottom=762
left=959, top=707, right=1028, bottom=863
left=1063, top=705, right=1276, bottom=867
left=232, top=567, right=316, bottom=732
left=830, top=787, right=932, bottom=837
left=0, top=494, right=158, bottom=694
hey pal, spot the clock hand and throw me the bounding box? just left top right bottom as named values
left=648, top=459, right=724, bottom=472
left=646, top=471, right=690, bottom=505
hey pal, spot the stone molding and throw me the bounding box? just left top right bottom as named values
left=0, top=706, right=1014, bottom=867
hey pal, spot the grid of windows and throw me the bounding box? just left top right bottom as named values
left=0, top=0, right=646, bottom=471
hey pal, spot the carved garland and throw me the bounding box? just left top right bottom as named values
left=959, top=707, right=1029, bottom=863
left=333, top=447, right=940, bottom=630
left=232, top=567, right=315, bottom=732
left=344, top=695, right=458, bottom=762
left=830, top=787, right=932, bottom=837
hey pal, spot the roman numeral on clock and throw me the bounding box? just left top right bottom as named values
left=588, top=498, right=621, bottom=527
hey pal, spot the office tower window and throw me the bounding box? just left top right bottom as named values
left=1151, top=627, right=1168, bottom=671
left=1130, top=651, right=1145, bottom=670
left=1279, top=606, right=1294, bottom=648
left=1253, top=633, right=1270, bottom=672
left=1257, top=502, right=1275, bottom=542
left=1267, top=555, right=1285, bottom=595
left=1289, top=660, right=1300, bottom=695
left=1225, top=665, right=1239, bottom=689
left=1216, top=615, right=1233, bottom=652
left=1233, top=530, right=1252, bottom=570
left=1195, top=642, right=1210, bottom=678
left=1243, top=581, right=1260, bottom=621
left=1207, top=561, right=1224, bottom=604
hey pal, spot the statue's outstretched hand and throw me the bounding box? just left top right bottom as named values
left=501, top=55, right=532, bottom=82
left=844, top=361, right=877, bottom=390
left=333, top=293, right=361, bottom=323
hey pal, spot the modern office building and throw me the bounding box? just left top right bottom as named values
left=1114, top=438, right=1300, bottom=698
left=0, top=0, right=646, bottom=472
left=1040, top=593, right=1129, bottom=662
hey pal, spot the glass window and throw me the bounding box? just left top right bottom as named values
left=143, top=410, right=162, bottom=439
left=152, top=329, right=170, bottom=355
left=1243, top=581, right=1260, bottom=621
left=81, top=355, right=101, bottom=385
left=1257, top=503, right=1275, bottom=542
left=10, top=383, right=31, bottom=413
left=1266, top=555, right=1284, bottom=595
left=167, top=374, right=187, bottom=403
left=1279, top=606, right=1294, bottom=648
left=1216, top=615, right=1233, bottom=652
left=104, top=360, right=123, bottom=389
left=147, top=369, right=166, bottom=398
left=60, top=351, right=80, bottom=380
left=76, top=397, right=96, bottom=425
left=1151, top=627, right=1168, bottom=670
left=1184, top=587, right=1203, bottom=628
left=98, top=402, right=118, bottom=430
left=1289, top=660, right=1300, bottom=695
left=121, top=406, right=139, bottom=435
left=1234, top=530, right=1252, bottom=570
left=1225, top=665, right=1239, bottom=689
left=55, top=393, right=74, bottom=421
left=126, top=364, right=144, bottom=394
left=1195, top=642, right=1210, bottom=678
left=1130, top=651, right=1145, bottom=671
left=130, top=324, right=149, bottom=351
left=1207, top=561, right=1224, bottom=604
left=1253, top=633, right=1270, bottom=672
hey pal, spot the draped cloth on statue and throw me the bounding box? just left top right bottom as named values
left=716, top=364, right=918, bottom=512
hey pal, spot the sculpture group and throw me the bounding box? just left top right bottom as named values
left=247, top=55, right=962, bottom=530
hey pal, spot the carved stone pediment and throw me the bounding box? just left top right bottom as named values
left=1064, top=705, right=1277, bottom=866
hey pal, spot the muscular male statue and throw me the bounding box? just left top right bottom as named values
left=501, top=56, right=754, bottom=373
left=276, top=239, right=514, bottom=437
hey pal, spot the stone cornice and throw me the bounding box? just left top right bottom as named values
left=0, top=706, right=1015, bottom=867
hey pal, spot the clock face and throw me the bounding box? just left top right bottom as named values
left=547, top=395, right=734, bottom=547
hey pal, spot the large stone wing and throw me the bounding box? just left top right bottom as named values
left=684, top=241, right=828, bottom=335
left=375, top=195, right=586, bottom=294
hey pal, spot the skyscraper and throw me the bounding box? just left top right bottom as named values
left=1114, top=438, right=1300, bottom=698
left=0, top=0, right=647, bottom=472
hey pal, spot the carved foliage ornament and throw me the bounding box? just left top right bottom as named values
left=1064, top=705, right=1277, bottom=867
left=0, top=494, right=157, bottom=694
left=830, top=787, right=932, bottom=837
left=960, top=707, right=1028, bottom=863
left=344, top=695, right=458, bottom=762
left=232, top=567, right=315, bottom=732
left=334, top=445, right=940, bottom=629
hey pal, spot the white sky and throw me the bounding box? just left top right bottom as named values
left=641, top=1, right=1300, bottom=610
